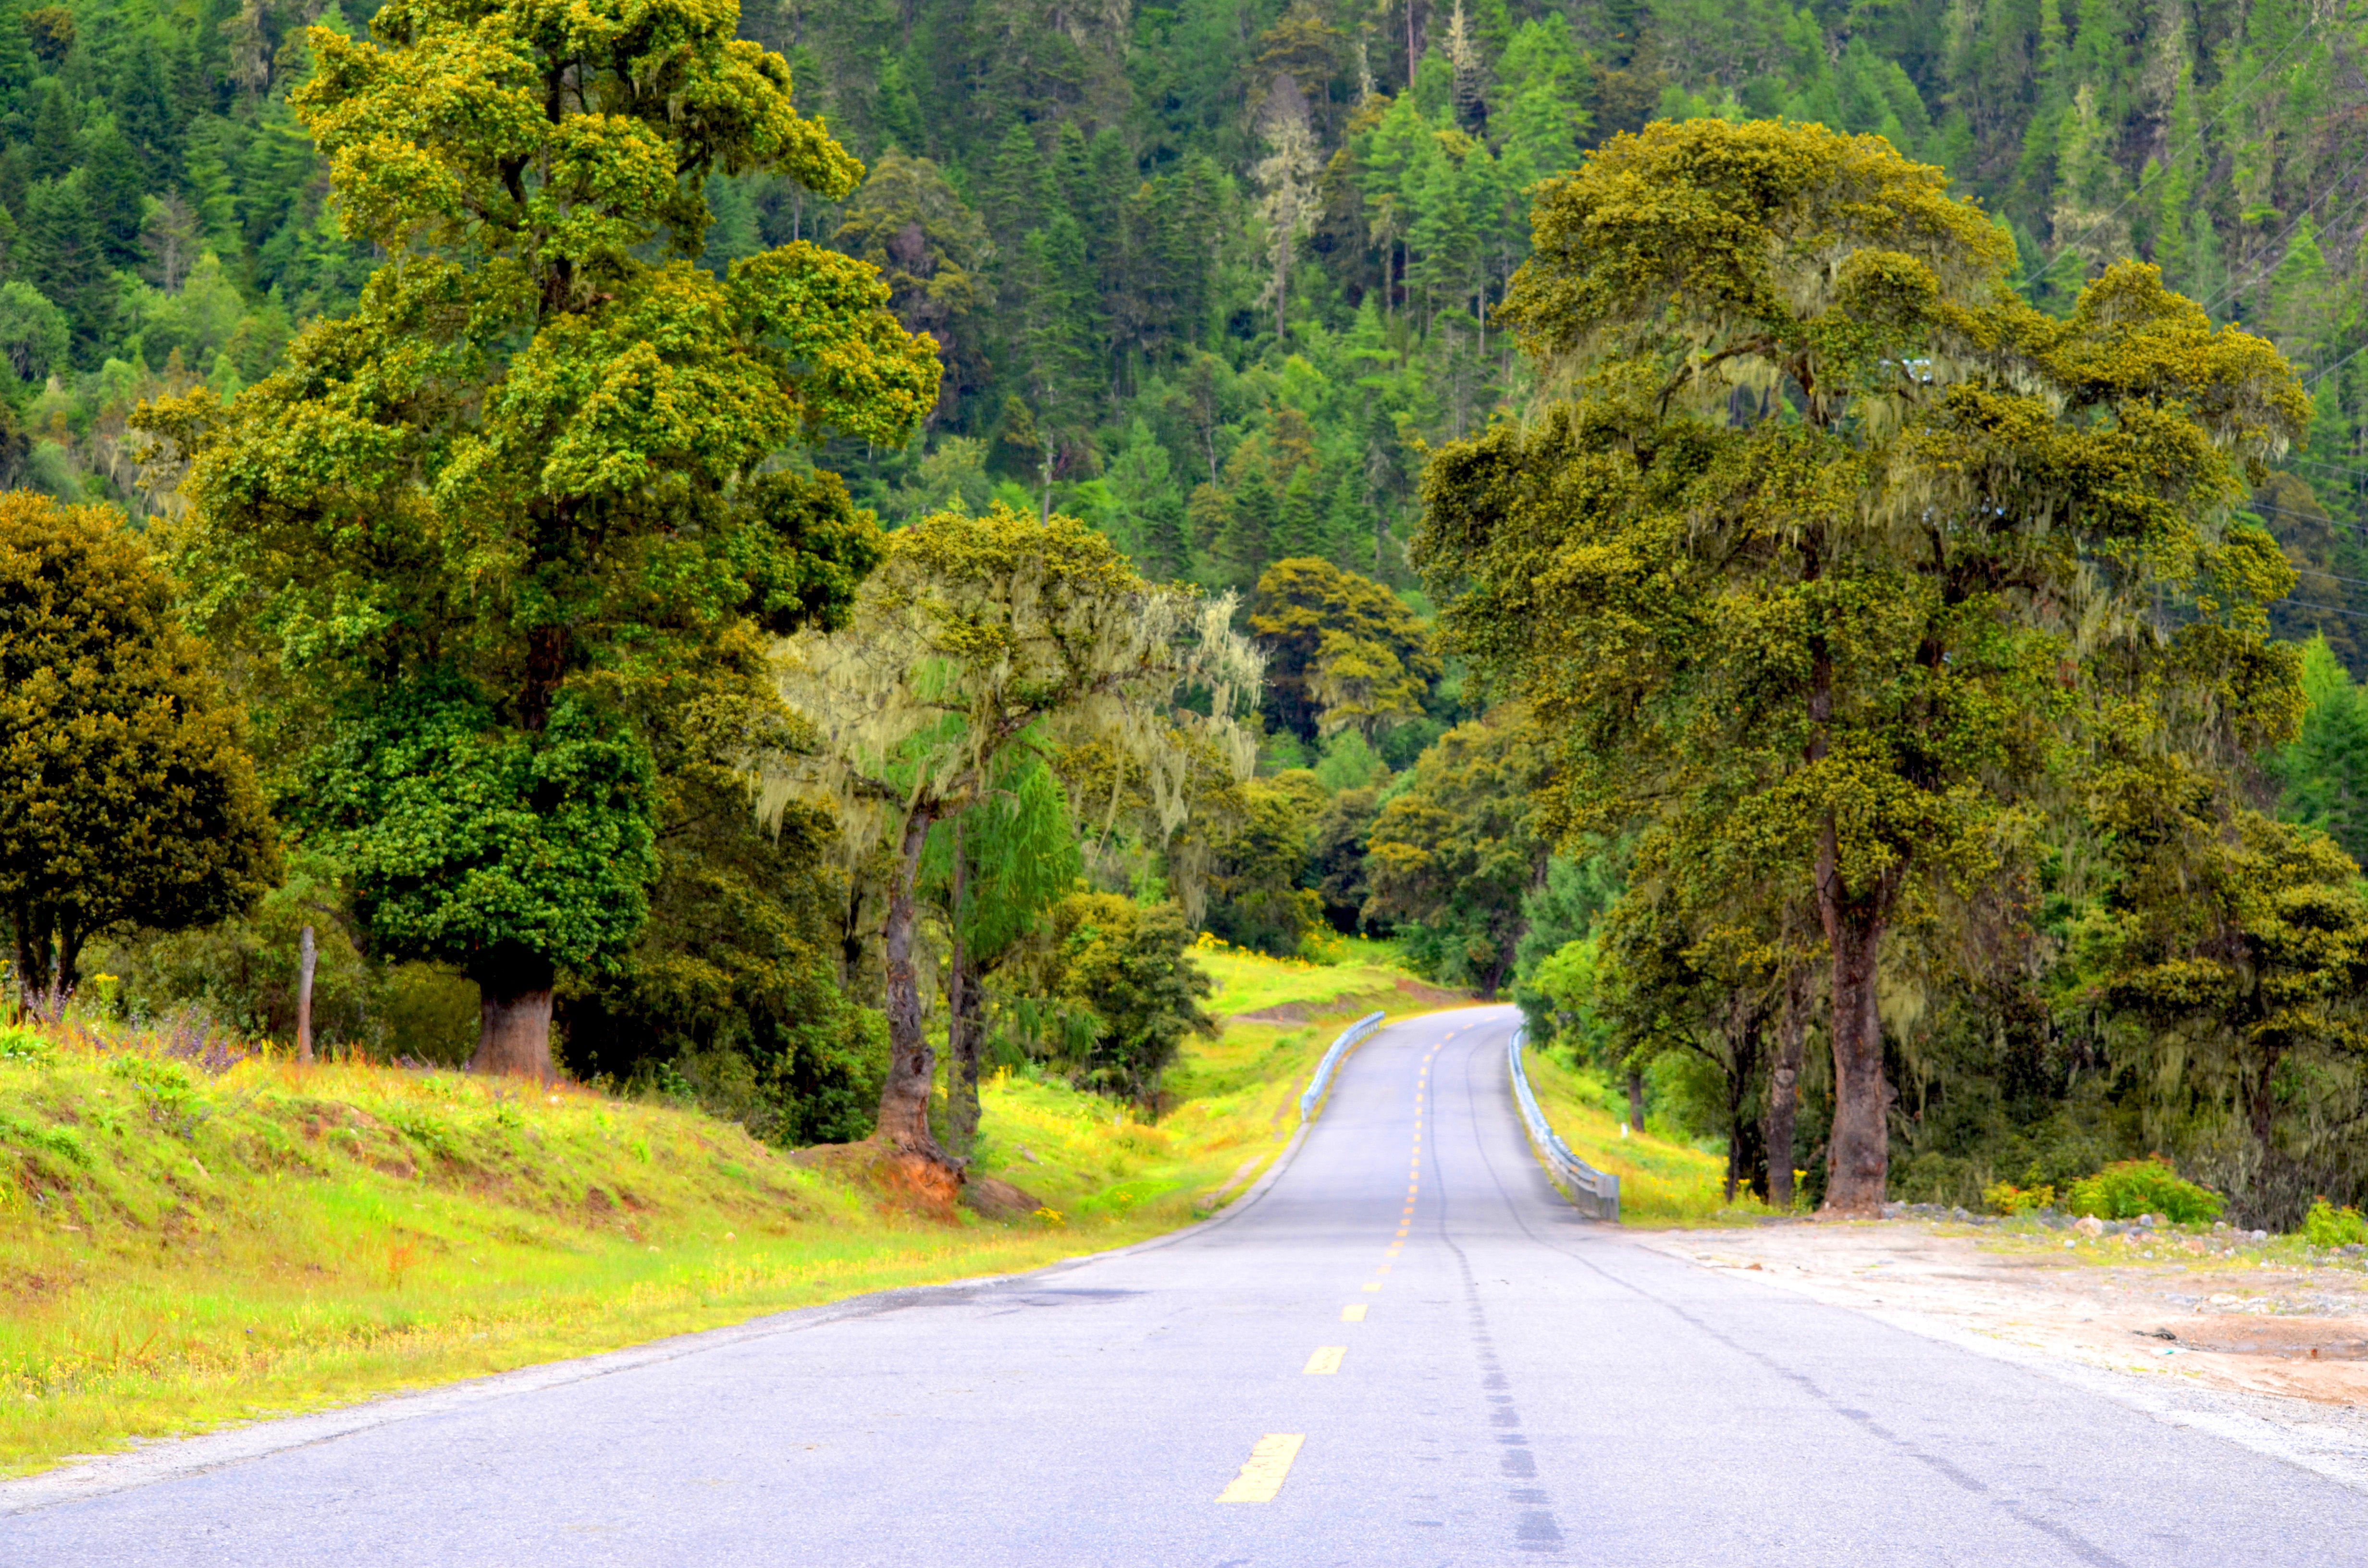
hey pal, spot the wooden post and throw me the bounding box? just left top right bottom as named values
left=296, top=924, right=317, bottom=1064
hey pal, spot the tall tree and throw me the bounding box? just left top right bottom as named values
left=139, top=0, right=937, bottom=1078
left=924, top=756, right=1080, bottom=1151
left=833, top=148, right=994, bottom=424
left=1364, top=707, right=1550, bottom=997
left=1253, top=73, right=1320, bottom=340
left=1419, top=120, right=2309, bottom=1213
left=765, top=503, right=1259, bottom=1189
left=19, top=174, right=110, bottom=361
left=0, top=493, right=277, bottom=1008
left=1249, top=556, right=1439, bottom=743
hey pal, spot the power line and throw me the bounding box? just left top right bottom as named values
left=2305, top=338, right=2368, bottom=389
left=2022, top=22, right=2325, bottom=292
left=2245, top=497, right=2368, bottom=538
left=2249, top=496, right=2368, bottom=528
left=2199, top=140, right=2368, bottom=316
left=2285, top=454, right=2368, bottom=478
left=2279, top=599, right=2368, bottom=622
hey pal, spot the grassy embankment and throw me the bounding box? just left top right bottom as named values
left=0, top=943, right=1441, bottom=1476
left=1520, top=1040, right=1783, bottom=1225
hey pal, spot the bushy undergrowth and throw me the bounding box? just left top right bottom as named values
left=2062, top=1157, right=2227, bottom=1223
left=2302, top=1199, right=2368, bottom=1247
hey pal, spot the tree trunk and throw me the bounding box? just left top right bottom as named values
left=1723, top=997, right=1763, bottom=1204
left=12, top=902, right=42, bottom=1017
left=945, top=816, right=982, bottom=1153
left=949, top=970, right=984, bottom=1153
left=470, top=942, right=556, bottom=1079
left=1806, top=579, right=1895, bottom=1215
left=53, top=916, right=84, bottom=1011
left=876, top=808, right=957, bottom=1174
left=1766, top=963, right=1811, bottom=1211
left=296, top=924, right=318, bottom=1064
left=2242, top=1040, right=2293, bottom=1225
left=1820, top=899, right=1889, bottom=1215
left=1625, top=1066, right=1646, bottom=1135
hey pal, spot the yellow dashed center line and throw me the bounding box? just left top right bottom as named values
left=1303, top=1346, right=1345, bottom=1375
left=1342, top=1303, right=1367, bottom=1322
left=1217, top=1434, right=1305, bottom=1503
left=1361, top=1282, right=1381, bottom=1292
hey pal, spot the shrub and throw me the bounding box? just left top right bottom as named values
left=0, top=1024, right=53, bottom=1064
left=2302, top=1199, right=2368, bottom=1247
left=1982, top=1181, right=2055, bottom=1216
left=2063, top=1156, right=2224, bottom=1223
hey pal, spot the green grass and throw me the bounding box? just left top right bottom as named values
left=1521, top=1043, right=1787, bottom=1226
left=0, top=955, right=1444, bottom=1476
left=1187, top=932, right=1450, bottom=1019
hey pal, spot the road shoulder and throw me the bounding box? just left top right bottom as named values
left=1624, top=1219, right=2368, bottom=1492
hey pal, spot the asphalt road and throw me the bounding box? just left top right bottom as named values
left=10, top=1004, right=2368, bottom=1566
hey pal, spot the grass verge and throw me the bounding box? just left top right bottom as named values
left=1521, top=1041, right=1787, bottom=1225
left=0, top=947, right=1441, bottom=1477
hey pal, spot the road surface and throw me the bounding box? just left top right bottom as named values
left=8, top=1004, right=2368, bottom=1565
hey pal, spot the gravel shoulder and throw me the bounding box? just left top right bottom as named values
left=1628, top=1216, right=2368, bottom=1491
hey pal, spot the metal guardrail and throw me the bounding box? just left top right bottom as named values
left=1508, top=1026, right=1620, bottom=1221
left=1299, top=1011, right=1388, bottom=1121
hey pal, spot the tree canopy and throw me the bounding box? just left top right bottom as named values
left=1249, top=555, right=1441, bottom=745
left=136, top=0, right=937, bottom=1077
left=0, top=491, right=275, bottom=1006
left=765, top=502, right=1259, bottom=1181
left=1421, top=118, right=2310, bottom=1212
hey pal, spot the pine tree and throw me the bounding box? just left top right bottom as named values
left=2006, top=0, right=2071, bottom=233
left=0, top=0, right=36, bottom=132
left=2268, top=217, right=2335, bottom=368
left=25, top=82, right=75, bottom=185
left=981, top=122, right=1051, bottom=261
left=84, top=122, right=144, bottom=272
left=1276, top=466, right=1322, bottom=558
left=18, top=174, right=110, bottom=363
left=1108, top=418, right=1189, bottom=579
left=2151, top=65, right=2200, bottom=293
left=1253, top=74, right=1320, bottom=340
left=1016, top=208, right=1105, bottom=478
left=114, top=37, right=181, bottom=171
left=1443, top=1, right=1487, bottom=134
left=1221, top=465, right=1280, bottom=588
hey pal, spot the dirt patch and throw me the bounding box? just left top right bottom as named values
left=1636, top=1220, right=2368, bottom=1407
left=960, top=1174, right=1043, bottom=1222
left=791, top=1139, right=970, bottom=1224
left=1227, top=979, right=1472, bottom=1026
left=1228, top=1003, right=1321, bottom=1025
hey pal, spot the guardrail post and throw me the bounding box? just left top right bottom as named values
left=1507, top=1026, right=1620, bottom=1222
left=1299, top=1011, right=1389, bottom=1123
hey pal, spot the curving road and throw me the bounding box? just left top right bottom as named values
left=8, top=1004, right=2368, bottom=1565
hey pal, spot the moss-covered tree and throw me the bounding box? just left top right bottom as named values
left=766, top=503, right=1259, bottom=1188
left=138, top=0, right=937, bottom=1078
left=1051, top=892, right=1217, bottom=1111
left=1420, top=119, right=2308, bottom=1212
left=2081, top=764, right=2368, bottom=1227
left=1249, top=556, right=1440, bottom=744
left=1363, top=708, right=1551, bottom=998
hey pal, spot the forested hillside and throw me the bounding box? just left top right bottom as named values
left=11, top=0, right=2368, bottom=647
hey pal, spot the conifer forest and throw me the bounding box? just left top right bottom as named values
left=7, top=0, right=2368, bottom=1228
